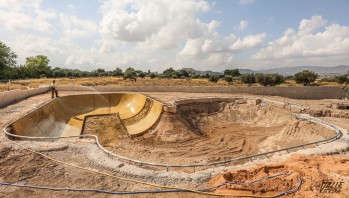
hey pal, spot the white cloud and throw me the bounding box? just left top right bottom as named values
left=100, top=0, right=211, bottom=50
left=99, top=0, right=266, bottom=70
left=229, top=33, right=266, bottom=51
left=298, top=15, right=327, bottom=35
left=65, top=54, right=96, bottom=66
left=252, top=15, right=349, bottom=67
left=0, top=0, right=55, bottom=33
left=238, top=20, right=248, bottom=31
left=178, top=32, right=265, bottom=69
left=10, top=35, right=64, bottom=55
left=238, top=0, right=254, bottom=5
left=59, top=13, right=98, bottom=39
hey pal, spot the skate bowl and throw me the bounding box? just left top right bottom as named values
left=101, top=97, right=340, bottom=166
left=4, top=95, right=342, bottom=169
left=8, top=93, right=164, bottom=138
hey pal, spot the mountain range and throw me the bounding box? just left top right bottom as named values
left=182, top=65, right=349, bottom=76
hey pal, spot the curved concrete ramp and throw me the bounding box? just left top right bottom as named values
left=10, top=93, right=163, bottom=138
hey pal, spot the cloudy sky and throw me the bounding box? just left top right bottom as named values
left=1, top=0, right=349, bottom=72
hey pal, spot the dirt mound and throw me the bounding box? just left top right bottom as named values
left=209, top=154, right=349, bottom=197
left=83, top=114, right=128, bottom=146
left=100, top=100, right=335, bottom=165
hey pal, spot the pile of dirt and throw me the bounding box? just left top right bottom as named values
left=209, top=154, right=349, bottom=197
left=82, top=113, right=128, bottom=146
left=307, top=108, right=349, bottom=119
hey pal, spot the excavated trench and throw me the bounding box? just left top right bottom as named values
left=6, top=95, right=337, bottom=167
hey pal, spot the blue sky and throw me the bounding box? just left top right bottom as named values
left=1, top=0, right=349, bottom=72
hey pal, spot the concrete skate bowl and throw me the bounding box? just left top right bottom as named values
left=4, top=96, right=341, bottom=171
left=83, top=97, right=340, bottom=169
left=6, top=93, right=164, bottom=141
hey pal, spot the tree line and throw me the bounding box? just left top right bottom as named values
left=1, top=41, right=349, bottom=87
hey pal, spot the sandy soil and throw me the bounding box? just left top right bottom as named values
left=94, top=100, right=335, bottom=165
left=0, top=91, right=348, bottom=197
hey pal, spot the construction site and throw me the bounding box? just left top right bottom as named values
left=0, top=86, right=348, bottom=197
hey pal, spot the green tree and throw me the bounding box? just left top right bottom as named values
left=178, top=69, right=190, bottom=78
left=113, top=68, right=123, bottom=77
left=0, top=41, right=17, bottom=79
left=149, top=72, right=157, bottom=79
left=294, top=70, right=318, bottom=86
left=208, top=75, right=219, bottom=83
left=123, top=67, right=137, bottom=81
left=162, top=67, right=176, bottom=78
left=224, top=68, right=240, bottom=77
left=224, top=75, right=233, bottom=82
left=136, top=71, right=146, bottom=78
left=335, top=74, right=349, bottom=97
left=25, top=55, right=51, bottom=78
left=240, top=73, right=256, bottom=85
left=334, top=74, right=349, bottom=85
left=191, top=73, right=200, bottom=79
left=255, top=73, right=284, bottom=86
left=171, top=74, right=178, bottom=79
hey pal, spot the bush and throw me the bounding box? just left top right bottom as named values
left=171, top=74, right=178, bottom=79
left=240, top=73, right=256, bottom=85
left=208, top=75, right=219, bottom=83
left=334, top=75, right=349, bottom=85
left=123, top=70, right=136, bottom=81
left=136, top=71, right=146, bottom=78
left=255, top=73, right=284, bottom=86
left=149, top=72, right=157, bottom=79
left=191, top=74, right=200, bottom=79
left=294, top=70, right=318, bottom=86
left=224, top=75, right=233, bottom=82
left=320, top=77, right=336, bottom=82
left=224, top=69, right=240, bottom=77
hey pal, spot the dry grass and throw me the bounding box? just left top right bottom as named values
left=11, top=77, right=248, bottom=88
left=0, top=83, right=28, bottom=92
left=0, top=77, right=341, bottom=93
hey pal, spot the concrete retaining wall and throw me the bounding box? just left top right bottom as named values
left=0, top=87, right=50, bottom=108
left=57, top=86, right=346, bottom=100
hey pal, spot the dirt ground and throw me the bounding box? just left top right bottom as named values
left=0, top=91, right=348, bottom=197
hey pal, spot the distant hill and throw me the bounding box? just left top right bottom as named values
left=239, top=69, right=256, bottom=74
left=182, top=68, right=222, bottom=76
left=182, top=65, right=349, bottom=76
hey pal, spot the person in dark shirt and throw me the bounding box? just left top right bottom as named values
left=50, top=80, right=59, bottom=99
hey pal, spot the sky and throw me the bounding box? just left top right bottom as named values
left=0, top=0, right=349, bottom=72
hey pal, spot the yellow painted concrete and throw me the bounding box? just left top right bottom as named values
left=126, top=101, right=163, bottom=136
left=11, top=93, right=163, bottom=138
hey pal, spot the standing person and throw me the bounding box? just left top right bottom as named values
left=50, top=80, right=58, bottom=99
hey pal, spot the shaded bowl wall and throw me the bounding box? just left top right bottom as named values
left=10, top=93, right=163, bottom=138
